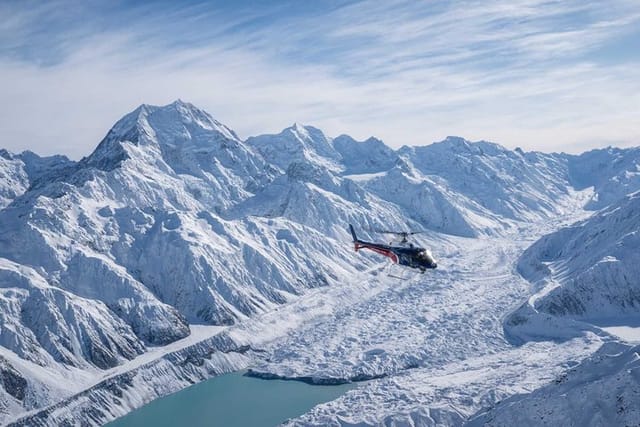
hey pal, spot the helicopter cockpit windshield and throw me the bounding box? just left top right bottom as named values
left=417, top=249, right=437, bottom=267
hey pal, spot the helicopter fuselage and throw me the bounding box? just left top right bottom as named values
left=354, top=240, right=437, bottom=271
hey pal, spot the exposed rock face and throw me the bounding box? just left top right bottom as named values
left=0, top=357, right=27, bottom=401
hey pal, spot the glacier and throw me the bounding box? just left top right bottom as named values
left=0, top=100, right=639, bottom=426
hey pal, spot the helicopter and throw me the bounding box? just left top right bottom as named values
left=348, top=224, right=437, bottom=272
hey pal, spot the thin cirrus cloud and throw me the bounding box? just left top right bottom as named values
left=0, top=0, right=638, bottom=159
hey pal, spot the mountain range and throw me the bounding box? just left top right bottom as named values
left=1, top=100, right=639, bottom=426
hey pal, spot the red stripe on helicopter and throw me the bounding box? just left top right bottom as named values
left=355, top=243, right=399, bottom=264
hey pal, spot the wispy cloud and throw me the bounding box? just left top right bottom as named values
left=0, top=0, right=638, bottom=158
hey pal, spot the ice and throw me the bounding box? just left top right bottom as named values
left=601, top=326, right=640, bottom=343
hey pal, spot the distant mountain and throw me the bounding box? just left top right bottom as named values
left=246, top=123, right=341, bottom=173
left=0, top=149, right=73, bottom=208
left=239, top=125, right=409, bottom=237
left=333, top=134, right=398, bottom=175
left=251, top=129, right=599, bottom=238
left=349, top=137, right=575, bottom=237
left=568, top=146, right=640, bottom=210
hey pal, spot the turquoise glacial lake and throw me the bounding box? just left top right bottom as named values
left=108, top=371, right=355, bottom=427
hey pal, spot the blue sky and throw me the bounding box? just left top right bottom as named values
left=1, top=0, right=639, bottom=158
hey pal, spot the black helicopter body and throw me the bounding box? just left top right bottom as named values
left=349, top=224, right=437, bottom=272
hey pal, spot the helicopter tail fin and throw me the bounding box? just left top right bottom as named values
left=348, top=224, right=360, bottom=251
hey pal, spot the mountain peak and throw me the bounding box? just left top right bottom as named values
left=444, top=135, right=468, bottom=143
left=287, top=122, right=310, bottom=140
left=86, top=101, right=244, bottom=169
left=0, top=148, right=13, bottom=160
left=430, top=136, right=510, bottom=157
left=333, top=134, right=398, bottom=175
left=284, top=123, right=328, bottom=143
left=291, top=121, right=307, bottom=132
left=440, top=136, right=472, bottom=149
left=246, top=123, right=339, bottom=172
left=105, top=101, right=240, bottom=145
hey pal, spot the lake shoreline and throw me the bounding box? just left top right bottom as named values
left=107, top=369, right=356, bottom=427
left=245, top=368, right=386, bottom=385
left=8, top=332, right=251, bottom=427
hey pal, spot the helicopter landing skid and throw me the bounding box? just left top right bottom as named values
left=385, top=264, right=421, bottom=280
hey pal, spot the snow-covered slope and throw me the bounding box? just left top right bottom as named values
left=352, top=137, right=576, bottom=237
left=569, top=146, right=640, bottom=210
left=0, top=102, right=374, bottom=422
left=249, top=131, right=587, bottom=237
left=0, top=150, right=73, bottom=209
left=515, top=190, right=640, bottom=324
left=0, top=258, right=145, bottom=369
left=333, top=134, right=398, bottom=174
left=246, top=123, right=341, bottom=173
left=361, top=160, right=497, bottom=237
left=401, top=138, right=572, bottom=227
left=468, top=341, right=640, bottom=427
left=491, top=190, right=640, bottom=426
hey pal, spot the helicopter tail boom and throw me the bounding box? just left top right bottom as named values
left=348, top=224, right=399, bottom=263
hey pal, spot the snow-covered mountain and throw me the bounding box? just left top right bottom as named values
left=246, top=123, right=342, bottom=173
left=345, top=137, right=573, bottom=237
left=0, top=102, right=371, bottom=422
left=248, top=128, right=596, bottom=238
left=492, top=184, right=640, bottom=425
left=509, top=190, right=640, bottom=339
left=468, top=341, right=640, bottom=426
left=0, top=150, right=73, bottom=209
left=245, top=124, right=639, bottom=239
left=0, top=101, right=365, bottom=365
left=569, top=146, right=640, bottom=210
left=333, top=134, right=398, bottom=174
left=1, top=100, right=639, bottom=426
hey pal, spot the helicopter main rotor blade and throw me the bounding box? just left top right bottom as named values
left=373, top=229, right=424, bottom=236
left=373, top=229, right=406, bottom=234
